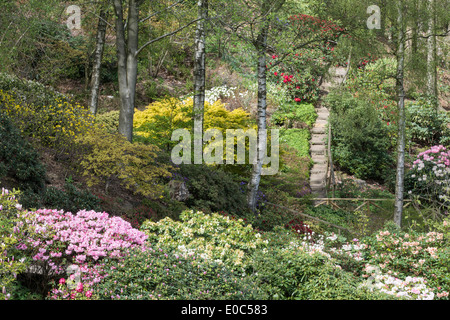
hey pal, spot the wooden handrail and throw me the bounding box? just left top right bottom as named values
left=265, top=201, right=351, bottom=232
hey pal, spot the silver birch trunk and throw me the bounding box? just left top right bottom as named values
left=394, top=0, right=406, bottom=228
left=247, top=23, right=269, bottom=212
left=89, top=7, right=108, bottom=115
left=114, top=0, right=139, bottom=142
left=426, top=0, right=438, bottom=104
left=193, top=0, right=208, bottom=164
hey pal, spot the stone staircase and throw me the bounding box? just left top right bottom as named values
left=309, top=67, right=347, bottom=199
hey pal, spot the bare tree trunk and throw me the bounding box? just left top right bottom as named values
left=426, top=0, right=438, bottom=105
left=394, top=0, right=406, bottom=228
left=89, top=7, right=108, bottom=115
left=114, top=0, right=139, bottom=142
left=247, top=22, right=269, bottom=212
left=193, top=0, right=208, bottom=164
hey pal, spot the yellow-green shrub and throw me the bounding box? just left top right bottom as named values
left=1, top=87, right=171, bottom=200
left=74, top=127, right=171, bottom=198
left=133, top=97, right=252, bottom=149
left=0, top=89, right=95, bottom=154
left=95, top=110, right=120, bottom=134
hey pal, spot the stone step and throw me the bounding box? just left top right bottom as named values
left=315, top=119, right=328, bottom=126
left=312, top=155, right=327, bottom=164
left=310, top=145, right=325, bottom=155
left=310, top=181, right=325, bottom=188
left=310, top=135, right=327, bottom=145
left=310, top=187, right=327, bottom=196
left=311, top=126, right=326, bottom=134
left=317, top=108, right=330, bottom=114
left=311, top=164, right=328, bottom=174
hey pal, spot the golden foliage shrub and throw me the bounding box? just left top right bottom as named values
left=75, top=127, right=171, bottom=198
left=133, top=97, right=252, bottom=149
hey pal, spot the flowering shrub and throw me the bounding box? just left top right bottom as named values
left=48, top=276, right=97, bottom=300
left=0, top=89, right=95, bottom=155
left=0, top=188, right=29, bottom=300
left=359, top=265, right=435, bottom=300
left=267, top=15, right=345, bottom=103
left=202, top=85, right=237, bottom=105
left=360, top=223, right=450, bottom=299
left=406, top=101, right=450, bottom=146
left=249, top=230, right=388, bottom=300
left=15, top=208, right=148, bottom=275
left=141, top=210, right=267, bottom=271
left=405, top=145, right=450, bottom=203
left=285, top=218, right=313, bottom=237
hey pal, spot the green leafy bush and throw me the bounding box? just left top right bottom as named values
left=0, top=188, right=30, bottom=300
left=94, top=247, right=265, bottom=300
left=176, top=164, right=248, bottom=215
left=271, top=102, right=317, bottom=128
left=406, top=100, right=450, bottom=146
left=403, top=145, right=450, bottom=204
left=249, top=230, right=388, bottom=300
left=19, top=181, right=101, bottom=213
left=327, top=92, right=394, bottom=181
left=279, top=129, right=311, bottom=158
left=0, top=112, right=46, bottom=192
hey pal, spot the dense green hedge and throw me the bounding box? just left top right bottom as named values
left=0, top=112, right=46, bottom=192
left=326, top=92, right=394, bottom=181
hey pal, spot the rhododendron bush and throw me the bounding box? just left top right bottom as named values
left=15, top=208, right=148, bottom=274
left=267, top=14, right=346, bottom=103
left=360, top=222, right=450, bottom=299
left=405, top=145, right=450, bottom=205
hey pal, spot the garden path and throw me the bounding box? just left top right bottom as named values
left=309, top=67, right=347, bottom=199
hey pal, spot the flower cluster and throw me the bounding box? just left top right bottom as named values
left=266, top=15, right=345, bottom=103
left=360, top=265, right=435, bottom=300
left=48, top=275, right=96, bottom=300
left=285, top=218, right=313, bottom=237
left=15, top=208, right=148, bottom=273
left=407, top=145, right=450, bottom=202
left=361, top=226, right=450, bottom=299
left=0, top=89, right=95, bottom=154
left=141, top=210, right=267, bottom=271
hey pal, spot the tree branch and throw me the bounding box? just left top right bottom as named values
left=136, top=17, right=202, bottom=56
left=140, top=0, right=187, bottom=24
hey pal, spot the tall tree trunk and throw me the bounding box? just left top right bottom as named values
left=426, top=0, right=438, bottom=105
left=193, top=0, right=208, bottom=164
left=114, top=0, right=139, bottom=142
left=89, top=7, right=108, bottom=115
left=394, top=0, right=406, bottom=228
left=247, top=22, right=269, bottom=212
left=411, top=0, right=419, bottom=55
